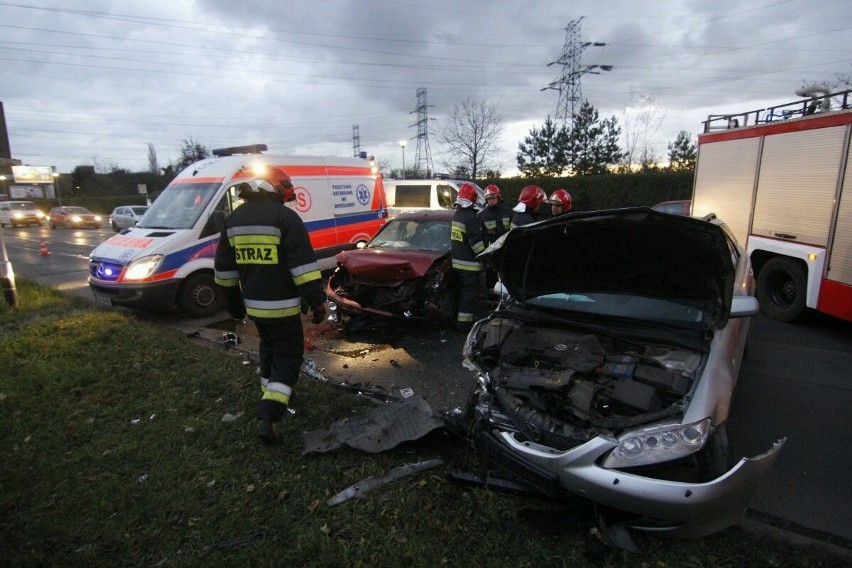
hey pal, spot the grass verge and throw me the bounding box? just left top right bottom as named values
left=0, top=280, right=847, bottom=567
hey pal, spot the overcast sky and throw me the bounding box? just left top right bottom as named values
left=2, top=0, right=851, bottom=176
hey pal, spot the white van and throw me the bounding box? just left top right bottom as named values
left=382, top=178, right=485, bottom=217
left=89, top=145, right=388, bottom=317
left=0, top=200, right=46, bottom=227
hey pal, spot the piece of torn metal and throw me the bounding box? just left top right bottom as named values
left=327, top=459, right=444, bottom=507
left=301, top=395, right=444, bottom=454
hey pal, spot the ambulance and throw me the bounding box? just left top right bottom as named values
left=88, top=144, right=387, bottom=317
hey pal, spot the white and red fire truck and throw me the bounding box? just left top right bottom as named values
left=692, top=88, right=852, bottom=323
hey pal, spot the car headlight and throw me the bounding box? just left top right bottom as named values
left=12, top=212, right=23, bottom=219
left=94, top=216, right=102, bottom=222
left=37, top=212, right=45, bottom=218
left=602, top=417, right=711, bottom=469
left=71, top=215, right=82, bottom=223
left=122, top=255, right=164, bottom=281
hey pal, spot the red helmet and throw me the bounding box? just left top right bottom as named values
left=517, top=185, right=547, bottom=210
left=454, top=182, right=478, bottom=207
left=483, top=184, right=502, bottom=200
left=239, top=166, right=295, bottom=202
left=547, top=189, right=572, bottom=211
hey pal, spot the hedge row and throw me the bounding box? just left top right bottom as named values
left=480, top=171, right=695, bottom=211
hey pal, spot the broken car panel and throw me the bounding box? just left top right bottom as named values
left=326, top=210, right=457, bottom=325
left=455, top=207, right=785, bottom=538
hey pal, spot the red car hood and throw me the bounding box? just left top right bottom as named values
left=336, top=248, right=447, bottom=283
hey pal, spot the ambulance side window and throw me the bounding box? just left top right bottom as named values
left=200, top=192, right=233, bottom=238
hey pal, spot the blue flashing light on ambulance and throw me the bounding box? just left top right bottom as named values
left=88, top=144, right=387, bottom=317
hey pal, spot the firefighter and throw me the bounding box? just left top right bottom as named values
left=479, top=184, right=511, bottom=246
left=546, top=189, right=573, bottom=217
left=451, top=182, right=486, bottom=331
left=478, top=184, right=511, bottom=291
left=214, top=166, right=327, bottom=444
left=511, top=185, right=547, bottom=228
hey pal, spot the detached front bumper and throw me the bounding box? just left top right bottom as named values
left=476, top=429, right=786, bottom=538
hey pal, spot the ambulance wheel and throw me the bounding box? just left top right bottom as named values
left=178, top=272, right=224, bottom=318
left=756, top=256, right=806, bottom=322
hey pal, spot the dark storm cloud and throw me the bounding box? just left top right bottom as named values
left=0, top=0, right=849, bottom=173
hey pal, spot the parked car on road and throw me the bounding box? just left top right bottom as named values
left=651, top=199, right=691, bottom=215
left=451, top=207, right=785, bottom=538
left=325, top=210, right=456, bottom=326
left=47, top=206, right=102, bottom=229
left=0, top=201, right=46, bottom=227
left=109, top=205, right=148, bottom=231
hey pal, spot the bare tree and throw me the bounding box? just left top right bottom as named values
left=620, top=95, right=667, bottom=171
left=147, top=143, right=159, bottom=175
left=436, top=98, right=503, bottom=180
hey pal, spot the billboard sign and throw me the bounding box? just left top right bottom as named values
left=12, top=165, right=54, bottom=183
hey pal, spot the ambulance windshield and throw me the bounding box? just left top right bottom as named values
left=138, top=182, right=221, bottom=229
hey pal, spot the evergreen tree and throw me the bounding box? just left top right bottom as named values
left=667, top=130, right=697, bottom=171
left=516, top=116, right=569, bottom=177
left=569, top=101, right=623, bottom=175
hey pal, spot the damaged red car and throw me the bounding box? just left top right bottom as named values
left=325, top=210, right=457, bottom=326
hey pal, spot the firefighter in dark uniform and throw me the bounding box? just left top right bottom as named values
left=478, top=184, right=511, bottom=291
left=214, top=166, right=326, bottom=443
left=546, top=189, right=574, bottom=218
left=511, top=184, right=547, bottom=228
left=451, top=182, right=485, bottom=331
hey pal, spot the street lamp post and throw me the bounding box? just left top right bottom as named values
left=52, top=171, right=62, bottom=206
left=398, top=140, right=407, bottom=180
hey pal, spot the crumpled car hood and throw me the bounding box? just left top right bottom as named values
left=336, top=248, right=447, bottom=283
left=481, top=207, right=736, bottom=327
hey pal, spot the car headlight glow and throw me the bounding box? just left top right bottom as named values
left=122, top=255, right=164, bottom=281
left=94, top=215, right=102, bottom=222
left=71, top=215, right=82, bottom=223
left=602, top=417, right=712, bottom=469
left=12, top=212, right=23, bottom=219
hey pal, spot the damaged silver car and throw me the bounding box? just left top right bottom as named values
left=456, top=207, right=785, bottom=538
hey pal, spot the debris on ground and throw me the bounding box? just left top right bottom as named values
left=301, top=395, right=444, bottom=454
left=327, top=458, right=445, bottom=507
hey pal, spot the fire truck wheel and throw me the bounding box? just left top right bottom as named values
left=756, top=256, right=807, bottom=322
left=178, top=272, right=224, bottom=318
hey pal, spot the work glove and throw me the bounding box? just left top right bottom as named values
left=311, top=303, right=327, bottom=324
left=226, top=293, right=246, bottom=321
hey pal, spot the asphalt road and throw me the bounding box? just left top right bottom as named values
left=3, top=225, right=850, bottom=548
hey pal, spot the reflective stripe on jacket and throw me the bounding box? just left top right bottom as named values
left=451, top=206, right=485, bottom=272
left=214, top=198, right=325, bottom=322
left=479, top=203, right=511, bottom=246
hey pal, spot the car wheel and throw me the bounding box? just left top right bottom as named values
left=756, top=256, right=807, bottom=322
left=177, top=272, right=224, bottom=318
left=49, top=221, right=56, bottom=229
left=111, top=220, right=119, bottom=232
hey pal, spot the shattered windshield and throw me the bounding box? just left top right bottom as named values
left=138, top=182, right=220, bottom=229
left=368, top=218, right=451, bottom=252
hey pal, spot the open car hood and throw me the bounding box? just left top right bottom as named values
left=336, top=248, right=448, bottom=282
left=481, top=208, right=736, bottom=327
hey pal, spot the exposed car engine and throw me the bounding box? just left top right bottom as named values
left=468, top=318, right=703, bottom=451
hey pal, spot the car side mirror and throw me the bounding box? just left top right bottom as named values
left=730, top=296, right=759, bottom=317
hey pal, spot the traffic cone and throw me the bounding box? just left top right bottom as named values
left=39, top=240, right=50, bottom=256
